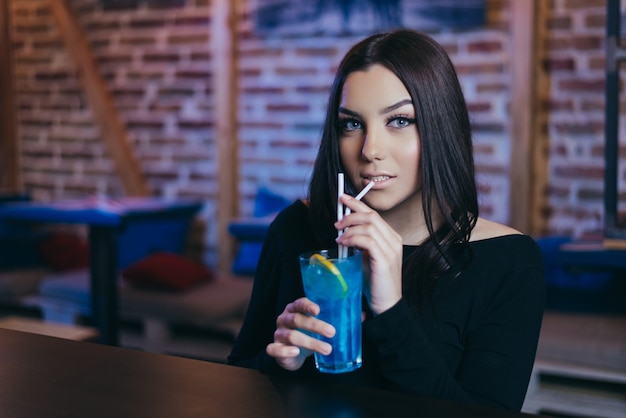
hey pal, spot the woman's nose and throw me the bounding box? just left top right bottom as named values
left=361, top=131, right=385, bottom=161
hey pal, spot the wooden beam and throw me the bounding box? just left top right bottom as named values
left=509, top=0, right=543, bottom=235
left=0, top=0, right=20, bottom=192
left=213, top=0, right=240, bottom=272
left=46, top=0, right=150, bottom=197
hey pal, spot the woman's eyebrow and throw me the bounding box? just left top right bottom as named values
left=380, top=99, right=413, bottom=115
left=338, top=99, right=413, bottom=117
left=338, top=107, right=361, bottom=118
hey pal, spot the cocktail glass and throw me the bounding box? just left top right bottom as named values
left=299, top=248, right=362, bottom=374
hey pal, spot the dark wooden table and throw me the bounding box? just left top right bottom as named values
left=0, top=197, right=202, bottom=345
left=0, top=329, right=545, bottom=418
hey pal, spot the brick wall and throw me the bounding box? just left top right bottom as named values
left=7, top=0, right=619, bottom=267
left=539, top=0, right=609, bottom=236
left=236, top=0, right=514, bottom=223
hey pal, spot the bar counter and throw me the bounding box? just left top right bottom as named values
left=0, top=328, right=546, bottom=418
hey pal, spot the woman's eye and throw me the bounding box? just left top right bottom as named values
left=338, top=119, right=362, bottom=132
left=387, top=116, right=415, bottom=129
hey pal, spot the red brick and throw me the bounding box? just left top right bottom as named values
left=585, top=13, right=606, bottom=29
left=32, top=38, right=63, bottom=49
left=577, top=187, right=603, bottom=201
left=553, top=165, right=604, bottom=179
left=476, top=182, right=492, bottom=195
left=588, top=57, right=605, bottom=70
left=476, top=82, right=507, bottom=93
left=268, top=139, right=312, bottom=149
left=97, top=52, right=133, bottom=64
left=295, top=85, right=330, bottom=94
left=471, top=122, right=505, bottom=134
left=466, top=101, right=491, bottom=113
left=542, top=57, right=576, bottom=72
left=547, top=15, right=572, bottom=30
left=474, top=163, right=507, bottom=175
left=174, top=16, right=210, bottom=27
left=269, top=176, right=312, bottom=186
left=142, top=51, right=181, bottom=63
left=275, top=67, right=317, bottom=76
left=545, top=37, right=570, bottom=50
left=243, top=46, right=283, bottom=58
left=119, top=35, right=156, bottom=46
left=175, top=69, right=212, bottom=80
left=129, top=16, right=168, bottom=29
left=83, top=20, right=122, bottom=31
left=34, top=70, right=72, bottom=81
left=266, top=103, right=310, bottom=113
left=190, top=50, right=212, bottom=61
left=295, top=47, right=337, bottom=57
left=553, top=121, right=603, bottom=136
left=143, top=166, right=179, bottom=179
left=455, top=63, right=503, bottom=75
left=478, top=204, right=493, bottom=217
left=149, top=102, right=183, bottom=112
left=467, top=40, right=503, bottom=53
left=178, top=119, right=214, bottom=130
left=571, top=36, right=603, bottom=51
left=63, top=183, right=101, bottom=195
left=242, top=86, right=285, bottom=95
left=557, top=78, right=604, bottom=93
left=167, top=32, right=209, bottom=44
left=563, top=0, right=605, bottom=9
left=240, top=156, right=284, bottom=165
left=125, top=119, right=165, bottom=130
left=157, top=86, right=196, bottom=97
left=127, top=70, right=166, bottom=80
left=240, top=68, right=262, bottom=77
left=473, top=144, right=495, bottom=154
left=542, top=99, right=574, bottom=112
left=580, top=99, right=604, bottom=111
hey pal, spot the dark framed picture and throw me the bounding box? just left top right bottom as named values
left=254, top=0, right=486, bottom=36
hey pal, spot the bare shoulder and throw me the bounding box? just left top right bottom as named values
left=469, top=217, right=523, bottom=242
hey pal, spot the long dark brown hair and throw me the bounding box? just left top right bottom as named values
left=307, top=29, right=478, bottom=303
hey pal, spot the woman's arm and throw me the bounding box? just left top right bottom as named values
left=228, top=201, right=321, bottom=375
left=364, top=261, right=545, bottom=411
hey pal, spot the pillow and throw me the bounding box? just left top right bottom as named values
left=122, top=252, right=214, bottom=292
left=39, top=232, right=89, bottom=271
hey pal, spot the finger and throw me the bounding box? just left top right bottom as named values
left=288, top=297, right=320, bottom=316
left=273, top=327, right=332, bottom=355
left=266, top=342, right=300, bottom=358
left=276, top=311, right=336, bottom=339
left=266, top=342, right=305, bottom=372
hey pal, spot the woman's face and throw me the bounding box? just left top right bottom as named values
left=338, top=64, right=421, bottom=212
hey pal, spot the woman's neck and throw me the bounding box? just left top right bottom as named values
left=379, top=192, right=436, bottom=246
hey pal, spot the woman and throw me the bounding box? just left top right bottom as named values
left=227, top=29, right=544, bottom=411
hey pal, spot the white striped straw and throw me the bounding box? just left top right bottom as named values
left=337, top=173, right=346, bottom=258
left=344, top=181, right=374, bottom=217
left=340, top=181, right=375, bottom=258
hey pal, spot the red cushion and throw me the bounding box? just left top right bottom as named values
left=39, top=232, right=89, bottom=271
left=122, top=252, right=214, bottom=292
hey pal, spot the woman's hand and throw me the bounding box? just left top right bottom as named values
left=266, top=297, right=336, bottom=371
left=335, top=194, right=403, bottom=315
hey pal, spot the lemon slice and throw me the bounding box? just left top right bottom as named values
left=309, top=253, right=349, bottom=298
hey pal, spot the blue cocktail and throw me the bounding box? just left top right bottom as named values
left=299, top=248, right=362, bottom=373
